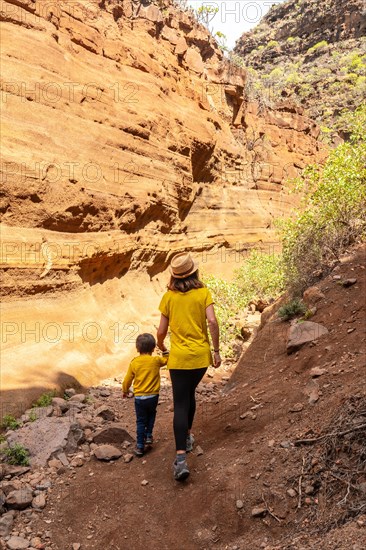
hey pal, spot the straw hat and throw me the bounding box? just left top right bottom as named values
left=169, top=252, right=198, bottom=279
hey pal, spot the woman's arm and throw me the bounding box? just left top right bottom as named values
left=206, top=304, right=221, bottom=368
left=157, top=314, right=169, bottom=352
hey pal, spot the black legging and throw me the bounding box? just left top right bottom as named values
left=170, top=368, right=207, bottom=451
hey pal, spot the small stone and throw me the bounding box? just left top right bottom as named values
left=141, top=479, right=149, bottom=486
left=280, top=441, right=292, bottom=449
left=268, top=439, right=275, bottom=447
left=99, top=389, right=111, bottom=397
left=236, top=499, right=244, bottom=510
left=6, top=536, right=30, bottom=549
left=72, top=544, right=81, bottom=550
left=94, top=445, right=122, bottom=461
left=69, top=394, right=86, bottom=403
left=64, top=388, right=76, bottom=397
left=51, top=398, right=69, bottom=412
left=70, top=455, right=85, bottom=468
left=289, top=403, right=304, bottom=412
left=251, top=506, right=267, bottom=517
left=287, top=488, right=297, bottom=498
left=47, top=458, right=62, bottom=469
left=304, top=497, right=312, bottom=505
left=124, top=454, right=134, bottom=463
left=347, top=328, right=356, bottom=334
left=305, top=485, right=314, bottom=495
left=30, top=538, right=42, bottom=548
left=32, top=493, right=46, bottom=509
left=310, top=367, right=327, bottom=377
left=196, top=446, right=204, bottom=456
left=342, top=278, right=357, bottom=287
left=94, top=406, right=115, bottom=421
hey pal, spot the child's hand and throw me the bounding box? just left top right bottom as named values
left=122, top=391, right=134, bottom=399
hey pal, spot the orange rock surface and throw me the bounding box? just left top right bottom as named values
left=0, top=0, right=326, bottom=408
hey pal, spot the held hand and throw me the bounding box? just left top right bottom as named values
left=122, top=391, right=134, bottom=399
left=213, top=351, right=222, bottom=368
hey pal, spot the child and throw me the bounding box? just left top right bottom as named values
left=122, top=333, right=168, bottom=457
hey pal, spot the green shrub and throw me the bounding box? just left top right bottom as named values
left=267, top=40, right=279, bottom=48
left=203, top=249, right=284, bottom=352
left=278, top=298, right=307, bottom=320
left=234, top=249, right=284, bottom=303
left=28, top=410, right=38, bottom=422
left=33, top=389, right=56, bottom=407
left=280, top=105, right=366, bottom=293
left=2, top=443, right=30, bottom=466
left=307, top=40, right=328, bottom=54
left=1, top=414, right=20, bottom=430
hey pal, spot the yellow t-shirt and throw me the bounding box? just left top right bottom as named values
left=122, top=355, right=168, bottom=396
left=159, top=287, right=214, bottom=370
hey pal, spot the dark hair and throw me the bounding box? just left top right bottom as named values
left=168, top=270, right=205, bottom=293
left=136, top=333, right=156, bottom=354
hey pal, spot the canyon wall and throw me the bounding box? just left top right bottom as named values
left=0, top=0, right=326, bottom=410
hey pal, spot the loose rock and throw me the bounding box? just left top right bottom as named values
left=6, top=535, right=30, bottom=549
left=94, top=445, right=122, bottom=461
left=94, top=406, right=115, bottom=422
left=287, top=321, right=329, bottom=354
left=251, top=506, right=267, bottom=517
left=6, top=489, right=33, bottom=510
left=0, top=511, right=15, bottom=537
left=32, top=493, right=46, bottom=509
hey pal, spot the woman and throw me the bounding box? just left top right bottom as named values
left=157, top=252, right=221, bottom=481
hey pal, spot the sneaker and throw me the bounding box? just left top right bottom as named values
left=134, top=446, right=144, bottom=457
left=173, top=458, right=190, bottom=481
left=145, top=435, right=153, bottom=445
left=186, top=433, right=195, bottom=453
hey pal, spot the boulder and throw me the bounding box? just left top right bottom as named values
left=7, top=418, right=84, bottom=466
left=69, top=394, right=86, bottom=403
left=0, top=511, right=15, bottom=537
left=51, top=397, right=69, bottom=412
left=287, top=321, right=328, bottom=353
left=303, top=286, right=325, bottom=304
left=6, top=488, right=33, bottom=510
left=93, top=425, right=134, bottom=446
left=94, top=445, right=122, bottom=461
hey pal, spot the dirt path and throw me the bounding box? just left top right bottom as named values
left=4, top=245, right=366, bottom=550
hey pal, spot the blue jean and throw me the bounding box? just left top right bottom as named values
left=134, top=395, right=159, bottom=448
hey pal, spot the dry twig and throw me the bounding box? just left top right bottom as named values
left=298, top=456, right=305, bottom=509
left=261, top=492, right=282, bottom=523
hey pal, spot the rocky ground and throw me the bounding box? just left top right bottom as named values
left=0, top=245, right=365, bottom=549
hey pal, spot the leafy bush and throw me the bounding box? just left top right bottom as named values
left=267, top=40, right=279, bottom=48
left=278, top=298, right=307, bottom=320
left=1, top=414, right=20, bottom=430
left=280, top=105, right=366, bottom=293
left=204, top=249, right=284, bottom=351
left=2, top=443, right=30, bottom=466
left=32, top=390, right=56, bottom=408
left=307, top=40, right=328, bottom=54
left=234, top=249, right=284, bottom=303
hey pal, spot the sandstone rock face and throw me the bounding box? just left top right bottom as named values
left=0, top=0, right=325, bottom=410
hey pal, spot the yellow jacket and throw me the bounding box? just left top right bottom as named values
left=122, top=354, right=168, bottom=396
